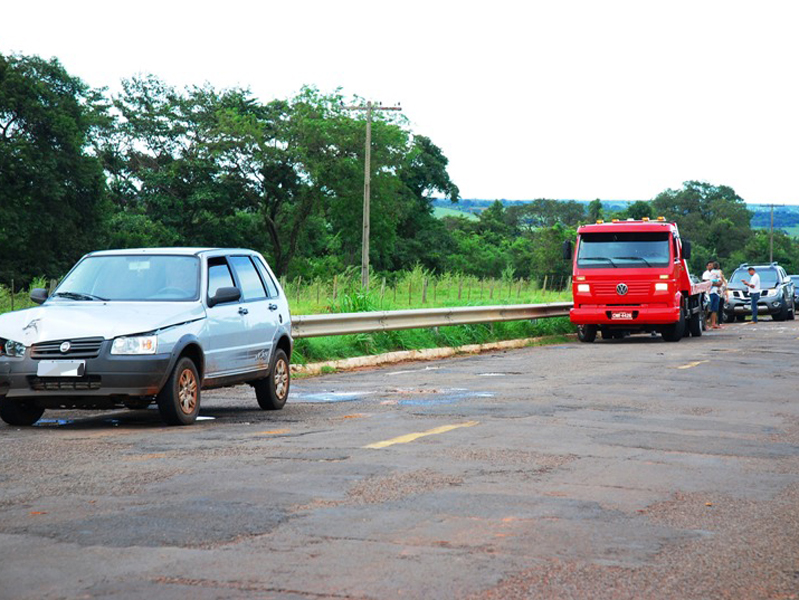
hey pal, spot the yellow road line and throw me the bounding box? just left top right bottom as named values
left=677, top=360, right=709, bottom=369
left=364, top=421, right=479, bottom=449
left=257, top=429, right=291, bottom=435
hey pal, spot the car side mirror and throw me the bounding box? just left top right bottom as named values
left=30, top=288, right=48, bottom=305
left=208, top=286, right=241, bottom=308
left=562, top=240, right=573, bottom=261
left=682, top=239, right=692, bottom=260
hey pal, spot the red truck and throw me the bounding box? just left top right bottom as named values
left=563, top=218, right=711, bottom=342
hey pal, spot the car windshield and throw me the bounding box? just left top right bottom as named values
left=55, top=255, right=200, bottom=301
left=577, top=232, right=671, bottom=269
left=729, top=268, right=779, bottom=289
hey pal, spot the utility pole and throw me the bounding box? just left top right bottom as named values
left=343, top=101, right=402, bottom=289
left=767, top=203, right=784, bottom=263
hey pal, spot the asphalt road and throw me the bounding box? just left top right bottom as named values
left=2, top=321, right=799, bottom=600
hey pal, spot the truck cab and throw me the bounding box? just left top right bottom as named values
left=564, top=218, right=708, bottom=342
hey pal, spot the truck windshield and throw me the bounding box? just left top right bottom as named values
left=55, top=255, right=200, bottom=301
left=577, top=232, right=671, bottom=269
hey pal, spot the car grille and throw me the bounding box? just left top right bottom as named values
left=30, top=338, right=104, bottom=359
left=27, top=375, right=102, bottom=391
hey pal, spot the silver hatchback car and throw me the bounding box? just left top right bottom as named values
left=0, top=248, right=292, bottom=426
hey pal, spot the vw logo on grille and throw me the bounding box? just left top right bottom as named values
left=59, top=341, right=71, bottom=354
left=616, top=283, right=629, bottom=295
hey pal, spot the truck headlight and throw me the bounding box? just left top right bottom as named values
left=0, top=338, right=27, bottom=358
left=111, top=335, right=158, bottom=355
left=654, top=283, right=668, bottom=291
left=577, top=284, right=590, bottom=293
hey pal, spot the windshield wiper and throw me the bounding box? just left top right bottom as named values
left=616, top=256, right=653, bottom=267
left=52, top=291, right=109, bottom=302
left=580, top=257, right=618, bottom=267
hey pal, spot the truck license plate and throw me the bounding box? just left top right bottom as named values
left=36, top=360, right=86, bottom=377
left=611, top=311, right=633, bottom=320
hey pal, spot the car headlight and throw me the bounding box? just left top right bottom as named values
left=111, top=335, right=158, bottom=355
left=0, top=338, right=27, bottom=358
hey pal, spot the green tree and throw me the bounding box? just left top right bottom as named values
left=587, top=199, right=603, bottom=222
left=0, top=53, right=108, bottom=283
left=651, top=181, right=752, bottom=262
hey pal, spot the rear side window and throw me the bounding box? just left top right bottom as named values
left=254, top=257, right=280, bottom=298
left=229, top=256, right=267, bottom=301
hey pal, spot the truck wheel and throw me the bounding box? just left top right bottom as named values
left=662, top=304, right=686, bottom=342
left=577, top=325, right=597, bottom=343
left=255, top=349, right=290, bottom=410
left=0, top=399, right=45, bottom=426
left=688, top=310, right=702, bottom=337
left=157, top=357, right=200, bottom=426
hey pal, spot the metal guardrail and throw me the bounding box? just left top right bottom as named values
left=292, top=302, right=573, bottom=338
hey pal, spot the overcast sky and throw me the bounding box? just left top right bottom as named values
left=3, top=1, right=798, bottom=204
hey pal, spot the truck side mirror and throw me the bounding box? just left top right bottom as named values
left=682, top=239, right=692, bottom=260
left=562, top=240, right=573, bottom=261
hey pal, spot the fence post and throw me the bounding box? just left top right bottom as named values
left=422, top=278, right=428, bottom=304
left=380, top=277, right=386, bottom=300
left=10, top=279, right=14, bottom=312
left=489, top=279, right=494, bottom=300
left=458, top=278, right=463, bottom=301
left=543, top=275, right=548, bottom=293
left=408, top=281, right=412, bottom=306
left=332, top=275, right=338, bottom=301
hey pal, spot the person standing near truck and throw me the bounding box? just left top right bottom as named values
left=714, top=261, right=727, bottom=326
left=703, top=261, right=723, bottom=329
left=742, top=266, right=761, bottom=323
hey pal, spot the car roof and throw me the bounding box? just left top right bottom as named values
left=85, top=248, right=260, bottom=258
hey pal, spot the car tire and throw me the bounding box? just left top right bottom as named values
left=0, top=399, right=45, bottom=426
left=577, top=325, right=597, bottom=343
left=255, top=349, right=290, bottom=410
left=774, top=300, right=789, bottom=322
left=157, top=357, right=200, bottom=426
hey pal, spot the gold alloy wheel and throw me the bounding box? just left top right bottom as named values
left=177, top=368, right=198, bottom=415
left=274, top=358, right=288, bottom=400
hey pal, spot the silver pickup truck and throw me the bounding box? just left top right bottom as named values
left=0, top=248, right=293, bottom=426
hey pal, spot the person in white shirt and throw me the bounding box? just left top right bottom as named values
left=742, top=266, right=761, bottom=323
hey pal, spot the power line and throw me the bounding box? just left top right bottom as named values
left=343, top=101, right=402, bottom=290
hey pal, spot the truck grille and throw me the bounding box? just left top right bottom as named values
left=592, top=282, right=651, bottom=296
left=30, top=338, right=104, bottom=360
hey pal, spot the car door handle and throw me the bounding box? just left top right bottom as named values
left=268, top=303, right=278, bottom=311
left=238, top=307, right=249, bottom=315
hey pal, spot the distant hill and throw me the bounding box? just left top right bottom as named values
left=432, top=198, right=799, bottom=235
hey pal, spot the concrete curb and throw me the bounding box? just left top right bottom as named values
left=290, top=334, right=577, bottom=376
